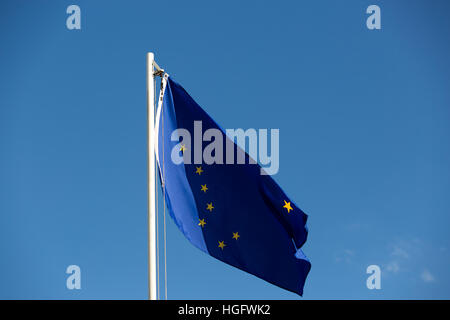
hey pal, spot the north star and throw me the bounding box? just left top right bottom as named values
left=178, top=304, right=213, bottom=318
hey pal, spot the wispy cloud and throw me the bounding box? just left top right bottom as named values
left=391, top=245, right=409, bottom=259
left=386, top=261, right=400, bottom=273
left=383, top=241, right=411, bottom=274
left=334, top=249, right=355, bottom=264
left=421, top=269, right=435, bottom=283
left=383, top=239, right=440, bottom=286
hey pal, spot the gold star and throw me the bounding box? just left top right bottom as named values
left=232, top=232, right=240, bottom=240
left=201, top=184, right=208, bottom=192
left=206, top=202, right=214, bottom=212
left=180, top=144, right=186, bottom=153
left=218, top=241, right=226, bottom=250
left=195, top=166, right=203, bottom=175
left=283, top=200, right=293, bottom=213
left=198, top=218, right=206, bottom=228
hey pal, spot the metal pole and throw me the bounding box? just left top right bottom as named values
left=147, top=52, right=157, bottom=300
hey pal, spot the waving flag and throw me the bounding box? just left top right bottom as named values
left=155, top=76, right=311, bottom=296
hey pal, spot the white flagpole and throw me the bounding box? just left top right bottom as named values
left=147, top=52, right=157, bottom=300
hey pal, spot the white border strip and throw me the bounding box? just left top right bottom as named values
left=154, top=73, right=169, bottom=181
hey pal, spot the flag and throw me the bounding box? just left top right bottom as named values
left=155, top=76, right=311, bottom=296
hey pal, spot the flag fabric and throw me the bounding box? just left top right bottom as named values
left=155, top=76, right=311, bottom=296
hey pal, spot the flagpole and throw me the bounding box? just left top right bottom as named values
left=147, top=52, right=157, bottom=300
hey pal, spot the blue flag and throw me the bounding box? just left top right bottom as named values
left=156, top=76, right=311, bottom=296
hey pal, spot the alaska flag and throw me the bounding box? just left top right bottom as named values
left=155, top=76, right=311, bottom=296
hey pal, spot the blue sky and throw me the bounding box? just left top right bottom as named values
left=1, top=0, right=450, bottom=299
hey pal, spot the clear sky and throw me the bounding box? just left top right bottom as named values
left=1, top=0, right=450, bottom=299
